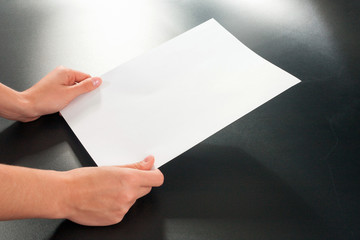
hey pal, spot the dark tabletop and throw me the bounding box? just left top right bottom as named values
left=0, top=1, right=359, bottom=239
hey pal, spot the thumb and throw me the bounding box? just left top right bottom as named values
left=71, top=76, right=102, bottom=97
left=121, top=156, right=155, bottom=170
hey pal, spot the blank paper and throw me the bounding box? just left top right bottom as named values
left=61, top=19, right=300, bottom=168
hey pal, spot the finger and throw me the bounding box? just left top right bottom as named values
left=69, top=76, right=102, bottom=98
left=137, top=186, right=152, bottom=199
left=138, top=169, right=164, bottom=187
left=66, top=68, right=92, bottom=83
left=56, top=66, right=91, bottom=85
left=120, top=156, right=155, bottom=170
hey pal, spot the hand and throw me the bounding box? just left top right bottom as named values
left=21, top=66, right=102, bottom=121
left=60, top=156, right=164, bottom=226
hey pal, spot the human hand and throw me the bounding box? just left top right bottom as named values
left=60, top=156, right=164, bottom=226
left=21, top=66, right=102, bottom=122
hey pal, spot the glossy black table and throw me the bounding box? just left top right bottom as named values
left=0, top=1, right=359, bottom=239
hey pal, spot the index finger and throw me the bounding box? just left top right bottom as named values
left=65, top=67, right=92, bottom=84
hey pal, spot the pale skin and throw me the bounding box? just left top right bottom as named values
left=0, top=66, right=164, bottom=226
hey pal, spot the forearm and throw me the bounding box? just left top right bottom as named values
left=0, top=164, right=68, bottom=220
left=0, top=83, right=34, bottom=122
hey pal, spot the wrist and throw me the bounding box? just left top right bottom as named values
left=24, top=169, right=73, bottom=220
left=17, top=91, right=39, bottom=122
left=47, top=171, right=73, bottom=220
left=0, top=83, right=36, bottom=122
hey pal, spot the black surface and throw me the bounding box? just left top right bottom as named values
left=0, top=0, right=359, bottom=239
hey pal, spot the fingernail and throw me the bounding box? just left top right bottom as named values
left=92, top=77, right=101, bottom=87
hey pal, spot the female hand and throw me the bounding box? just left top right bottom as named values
left=21, top=66, right=102, bottom=121
left=60, top=156, right=164, bottom=226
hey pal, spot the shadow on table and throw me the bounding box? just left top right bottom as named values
left=49, top=143, right=340, bottom=240
left=0, top=113, right=96, bottom=168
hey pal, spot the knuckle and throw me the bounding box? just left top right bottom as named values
left=55, top=65, right=70, bottom=79
left=112, top=214, right=124, bottom=224
left=56, top=65, right=67, bottom=74
left=112, top=206, right=131, bottom=223
left=146, top=187, right=152, bottom=195
left=123, top=192, right=136, bottom=203
left=56, top=65, right=65, bottom=70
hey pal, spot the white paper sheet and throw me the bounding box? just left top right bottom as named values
left=61, top=19, right=300, bottom=168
